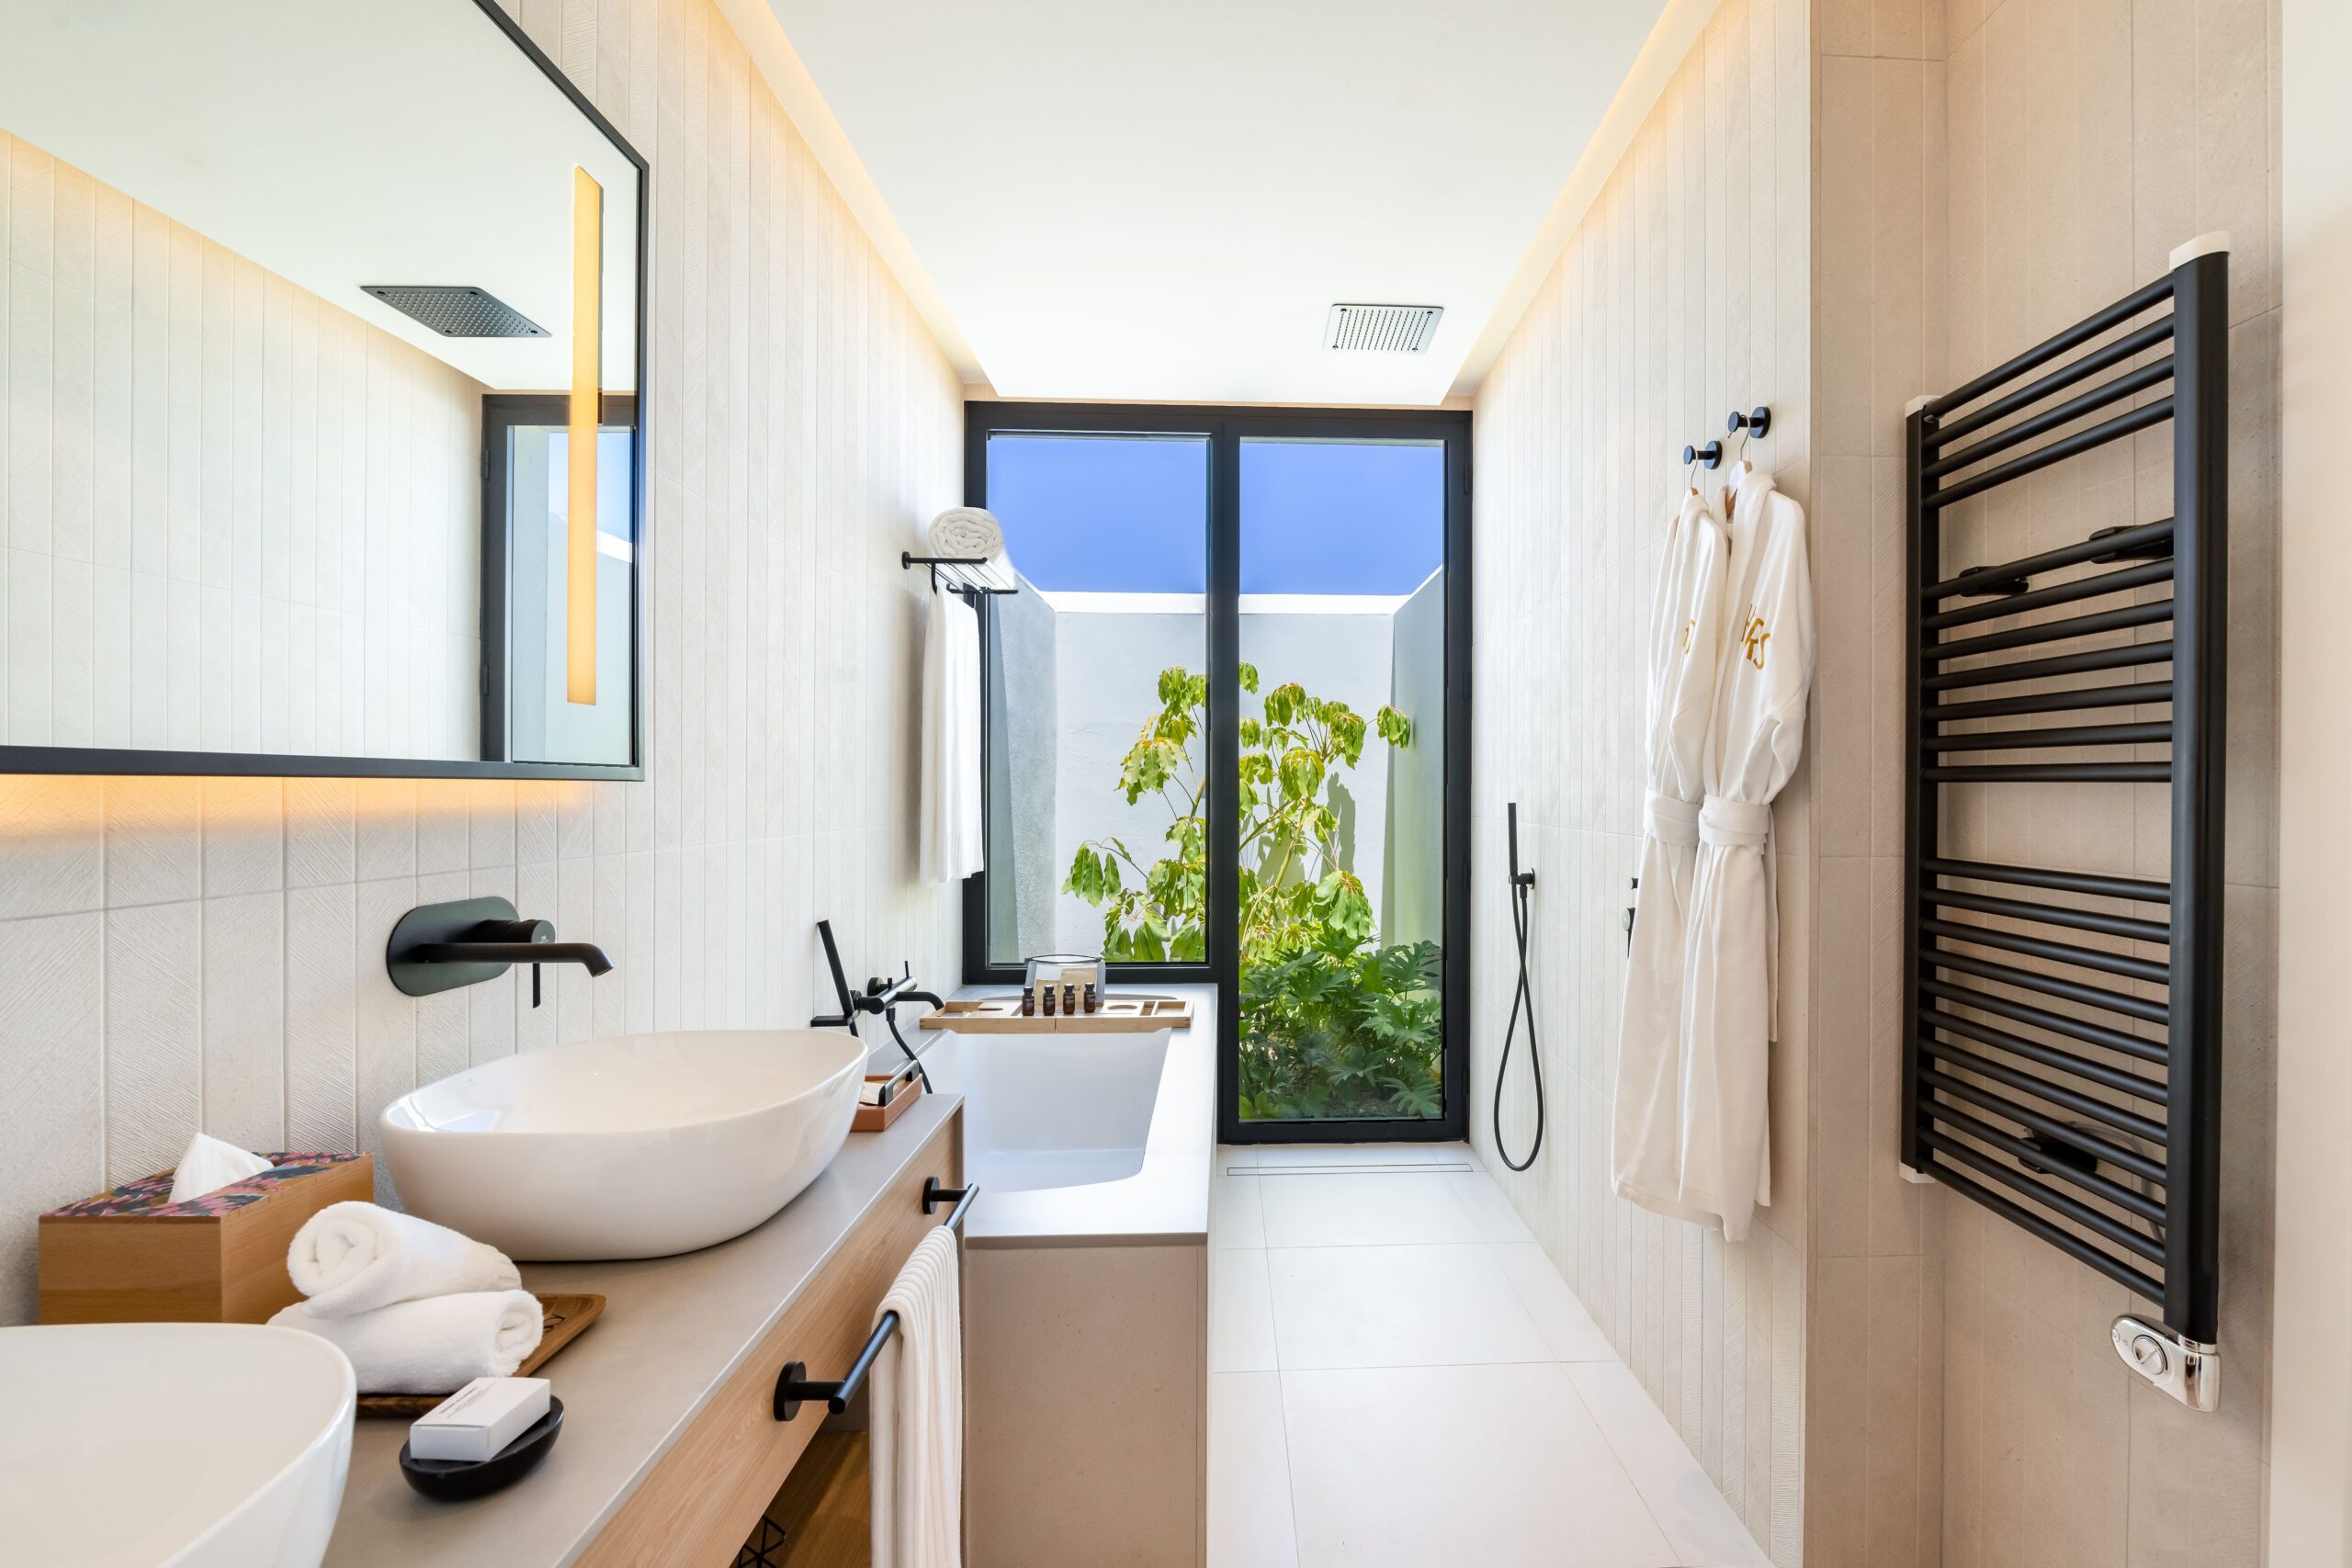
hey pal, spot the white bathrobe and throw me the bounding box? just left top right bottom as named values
left=1673, top=464, right=1813, bottom=1242
left=1611, top=489, right=1730, bottom=1223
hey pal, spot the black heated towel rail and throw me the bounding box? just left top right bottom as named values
left=1901, top=235, right=2228, bottom=1412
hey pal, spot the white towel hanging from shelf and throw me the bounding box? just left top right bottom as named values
left=870, top=1225, right=963, bottom=1568
left=920, top=587, right=985, bottom=885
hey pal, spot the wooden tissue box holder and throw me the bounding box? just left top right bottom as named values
left=38, top=1152, right=375, bottom=1325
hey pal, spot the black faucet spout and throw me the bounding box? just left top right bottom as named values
left=413, top=941, right=614, bottom=976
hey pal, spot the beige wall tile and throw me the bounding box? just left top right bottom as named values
left=1922, top=0, right=2280, bottom=1560
left=1468, top=7, right=1807, bottom=1561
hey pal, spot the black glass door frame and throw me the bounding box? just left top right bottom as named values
left=962, top=401, right=1472, bottom=1145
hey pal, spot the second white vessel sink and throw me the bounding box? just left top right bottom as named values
left=381, top=1029, right=868, bottom=1259
left=0, top=1322, right=355, bottom=1568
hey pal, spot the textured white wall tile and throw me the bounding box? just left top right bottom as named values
left=200, top=775, right=282, bottom=896
left=466, top=863, right=521, bottom=1061
left=0, top=909, right=103, bottom=1321
left=353, top=874, right=416, bottom=1199
left=284, top=777, right=355, bottom=890
left=0, top=774, right=102, bottom=918
left=353, top=777, right=415, bottom=881
left=103, top=774, right=199, bottom=907
left=200, top=888, right=282, bottom=1151
left=102, top=898, right=201, bottom=1184
left=284, top=881, right=356, bottom=1151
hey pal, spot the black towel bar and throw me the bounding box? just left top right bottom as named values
left=772, top=1179, right=978, bottom=1422
left=903, top=550, right=1016, bottom=597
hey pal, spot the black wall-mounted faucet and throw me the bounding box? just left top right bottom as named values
left=387, top=896, right=612, bottom=1008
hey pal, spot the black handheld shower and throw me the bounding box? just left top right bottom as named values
left=1495, top=802, right=1544, bottom=1172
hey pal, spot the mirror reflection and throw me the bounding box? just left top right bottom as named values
left=0, top=0, right=643, bottom=775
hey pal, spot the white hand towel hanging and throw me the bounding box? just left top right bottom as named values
left=1611, top=488, right=1731, bottom=1224
left=920, top=586, right=985, bottom=885
left=869, top=1225, right=963, bottom=1568
left=1673, top=463, right=1813, bottom=1243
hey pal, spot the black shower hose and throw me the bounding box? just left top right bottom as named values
left=1494, top=862, right=1544, bottom=1172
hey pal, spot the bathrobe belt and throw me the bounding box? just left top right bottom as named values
left=1645, top=793, right=1701, bottom=847
left=1698, top=796, right=1772, bottom=849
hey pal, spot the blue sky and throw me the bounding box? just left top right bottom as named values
left=985, top=434, right=1444, bottom=594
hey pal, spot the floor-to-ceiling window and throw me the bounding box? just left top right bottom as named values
left=965, top=405, right=1469, bottom=1144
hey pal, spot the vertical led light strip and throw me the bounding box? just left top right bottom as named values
left=567, top=165, right=604, bottom=705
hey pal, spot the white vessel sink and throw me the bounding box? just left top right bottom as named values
left=0, top=1322, right=354, bottom=1568
left=381, top=1029, right=867, bottom=1259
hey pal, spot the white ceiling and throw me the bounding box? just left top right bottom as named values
left=0, top=0, right=639, bottom=393
left=756, top=0, right=1668, bottom=406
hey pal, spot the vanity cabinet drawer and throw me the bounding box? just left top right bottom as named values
left=580, top=1110, right=960, bottom=1567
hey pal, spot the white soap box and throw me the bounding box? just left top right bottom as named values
left=409, top=1376, right=551, bottom=1462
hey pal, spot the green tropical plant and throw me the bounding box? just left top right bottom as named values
left=1062, top=664, right=1442, bottom=1119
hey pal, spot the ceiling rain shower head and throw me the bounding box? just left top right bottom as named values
left=362, top=284, right=548, bottom=338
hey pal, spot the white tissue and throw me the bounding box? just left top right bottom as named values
left=288, top=1201, right=521, bottom=1318
left=268, top=1290, right=545, bottom=1395
left=165, top=1134, right=273, bottom=1204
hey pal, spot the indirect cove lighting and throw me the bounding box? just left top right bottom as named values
left=568, top=164, right=604, bottom=705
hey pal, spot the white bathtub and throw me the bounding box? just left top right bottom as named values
left=929, top=1025, right=1169, bottom=1191
left=897, top=983, right=1214, bottom=1568
left=875, top=984, right=1216, bottom=1245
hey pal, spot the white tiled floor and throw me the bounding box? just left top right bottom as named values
left=1209, top=1145, right=1769, bottom=1568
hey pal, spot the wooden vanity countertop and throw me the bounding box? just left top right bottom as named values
left=321, top=1090, right=962, bottom=1568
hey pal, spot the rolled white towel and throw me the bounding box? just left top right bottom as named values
left=926, top=506, right=1003, bottom=563
left=268, top=1290, right=545, bottom=1396
left=288, top=1201, right=520, bottom=1318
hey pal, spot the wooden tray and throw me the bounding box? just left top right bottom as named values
left=917, top=995, right=1193, bottom=1034
left=356, top=1292, right=605, bottom=1417
left=853, top=1081, right=920, bottom=1133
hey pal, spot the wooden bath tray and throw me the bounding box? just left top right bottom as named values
left=356, top=1292, right=605, bottom=1416
left=917, top=995, right=1193, bottom=1033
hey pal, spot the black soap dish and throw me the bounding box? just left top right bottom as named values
left=398, top=1396, right=565, bottom=1502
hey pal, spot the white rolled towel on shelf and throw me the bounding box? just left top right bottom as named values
left=268, top=1290, right=544, bottom=1396
left=926, top=506, right=1003, bottom=565
left=288, top=1201, right=521, bottom=1318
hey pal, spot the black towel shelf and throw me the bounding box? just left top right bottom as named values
left=772, top=1178, right=977, bottom=1422
left=1902, top=236, right=2228, bottom=1413
left=904, top=550, right=1016, bottom=597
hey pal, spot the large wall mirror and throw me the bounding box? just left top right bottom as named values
left=0, top=0, right=645, bottom=778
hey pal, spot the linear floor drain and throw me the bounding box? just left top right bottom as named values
left=1223, top=1161, right=1476, bottom=1177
